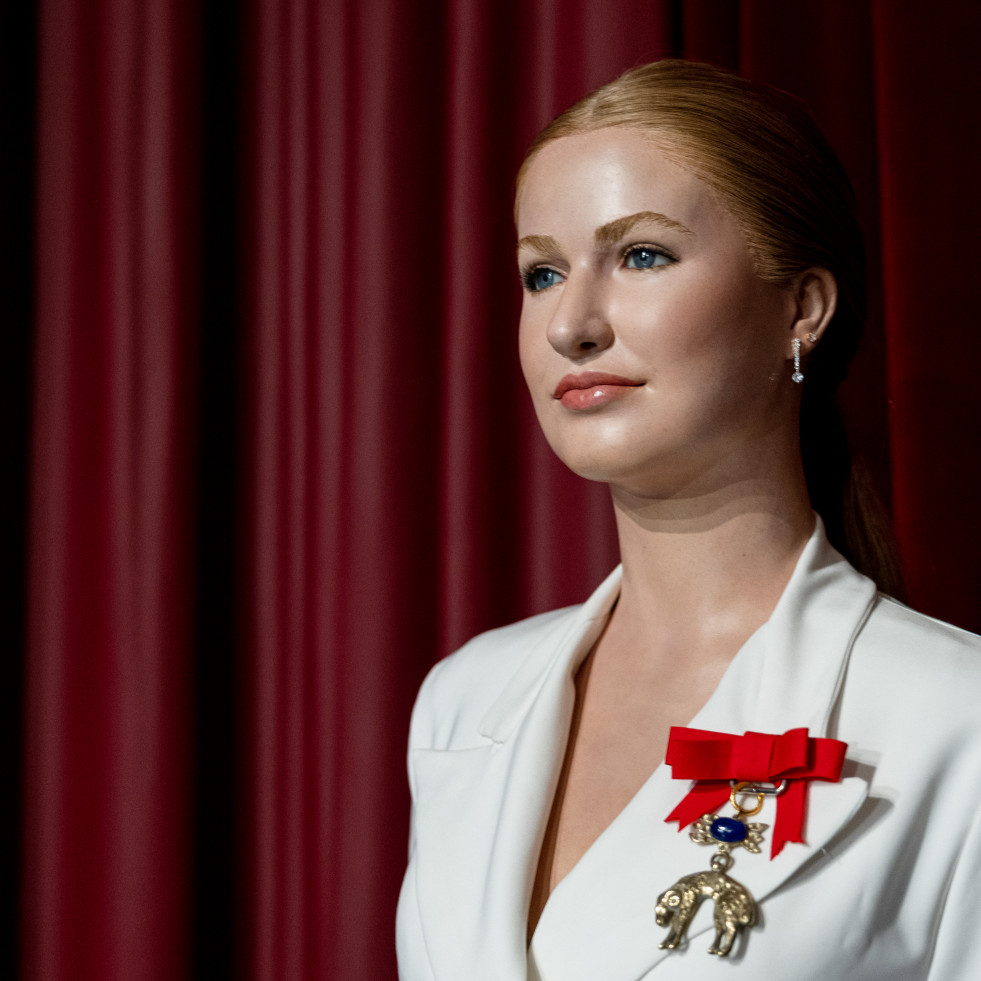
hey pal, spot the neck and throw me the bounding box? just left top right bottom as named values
left=606, top=461, right=814, bottom=659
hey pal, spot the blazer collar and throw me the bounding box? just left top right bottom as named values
left=411, top=569, right=618, bottom=980
left=477, top=562, right=623, bottom=743
left=413, top=521, right=878, bottom=980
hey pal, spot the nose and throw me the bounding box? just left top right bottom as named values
left=545, top=272, right=614, bottom=361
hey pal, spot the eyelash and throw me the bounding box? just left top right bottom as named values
left=520, top=265, right=561, bottom=293
left=622, top=243, right=677, bottom=270
left=520, top=243, right=677, bottom=293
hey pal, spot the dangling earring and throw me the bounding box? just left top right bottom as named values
left=791, top=338, right=804, bottom=384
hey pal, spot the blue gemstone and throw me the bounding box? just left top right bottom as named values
left=710, top=817, right=748, bottom=842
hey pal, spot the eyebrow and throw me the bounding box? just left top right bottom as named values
left=594, top=211, right=693, bottom=247
left=516, top=211, right=693, bottom=260
left=515, top=233, right=563, bottom=262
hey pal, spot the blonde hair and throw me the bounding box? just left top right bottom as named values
left=517, top=60, right=904, bottom=596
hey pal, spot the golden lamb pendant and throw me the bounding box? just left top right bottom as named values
left=656, top=790, right=768, bottom=957
left=656, top=845, right=758, bottom=956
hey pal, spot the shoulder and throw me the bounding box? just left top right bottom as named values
left=407, top=565, right=622, bottom=752
left=842, top=593, right=981, bottom=759
left=856, top=593, right=981, bottom=685
left=408, top=604, right=581, bottom=750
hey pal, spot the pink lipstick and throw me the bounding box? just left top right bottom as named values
left=552, top=371, right=644, bottom=410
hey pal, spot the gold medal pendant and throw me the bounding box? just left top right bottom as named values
left=656, top=782, right=769, bottom=957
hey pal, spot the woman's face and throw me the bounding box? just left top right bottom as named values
left=516, top=127, right=801, bottom=498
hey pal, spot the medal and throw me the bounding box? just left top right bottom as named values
left=656, top=781, right=771, bottom=956
left=658, top=727, right=848, bottom=957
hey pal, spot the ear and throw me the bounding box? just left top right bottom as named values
left=787, top=267, right=837, bottom=357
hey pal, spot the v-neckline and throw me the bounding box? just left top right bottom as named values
left=526, top=617, right=771, bottom=949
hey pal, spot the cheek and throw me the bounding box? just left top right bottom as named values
left=654, top=276, right=787, bottom=367
left=517, top=306, right=548, bottom=389
left=619, top=281, right=789, bottom=426
left=616, top=286, right=729, bottom=373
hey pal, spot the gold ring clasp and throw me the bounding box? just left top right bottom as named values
left=729, top=780, right=765, bottom=817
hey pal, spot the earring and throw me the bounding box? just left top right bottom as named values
left=806, top=332, right=818, bottom=343
left=792, top=338, right=804, bottom=384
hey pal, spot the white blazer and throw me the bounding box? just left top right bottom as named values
left=396, top=523, right=981, bottom=980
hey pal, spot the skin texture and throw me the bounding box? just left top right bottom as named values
left=516, top=129, right=838, bottom=937
left=518, top=128, right=820, bottom=496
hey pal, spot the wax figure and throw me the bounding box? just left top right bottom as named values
left=396, top=61, right=981, bottom=980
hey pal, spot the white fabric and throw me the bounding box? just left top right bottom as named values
left=396, top=522, right=981, bottom=979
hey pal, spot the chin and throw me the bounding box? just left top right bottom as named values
left=548, top=439, right=666, bottom=488
left=546, top=427, right=725, bottom=498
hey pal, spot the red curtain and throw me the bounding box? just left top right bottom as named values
left=13, top=1, right=980, bottom=978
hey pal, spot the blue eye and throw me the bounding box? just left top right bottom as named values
left=523, top=266, right=565, bottom=292
left=625, top=246, right=673, bottom=270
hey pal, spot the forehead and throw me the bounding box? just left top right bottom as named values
left=516, top=128, right=725, bottom=239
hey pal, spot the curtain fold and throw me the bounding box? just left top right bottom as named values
left=17, top=2, right=981, bottom=979
left=24, top=0, right=198, bottom=978
left=871, top=0, right=981, bottom=627
left=241, top=2, right=450, bottom=975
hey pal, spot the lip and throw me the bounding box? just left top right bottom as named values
left=552, top=371, right=644, bottom=410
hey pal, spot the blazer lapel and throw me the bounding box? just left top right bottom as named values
left=528, top=767, right=869, bottom=979
left=529, top=522, right=878, bottom=980
left=411, top=570, right=622, bottom=981
left=413, top=521, right=879, bottom=980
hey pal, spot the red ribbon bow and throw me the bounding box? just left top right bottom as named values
left=664, top=726, right=847, bottom=859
